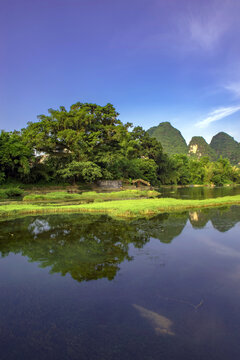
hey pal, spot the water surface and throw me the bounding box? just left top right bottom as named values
left=158, top=184, right=240, bottom=199
left=0, top=207, right=240, bottom=359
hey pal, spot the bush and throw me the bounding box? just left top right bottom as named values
left=0, top=187, right=24, bottom=198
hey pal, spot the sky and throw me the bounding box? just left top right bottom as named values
left=1, top=0, right=240, bottom=143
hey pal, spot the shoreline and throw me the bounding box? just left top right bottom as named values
left=1, top=195, right=240, bottom=220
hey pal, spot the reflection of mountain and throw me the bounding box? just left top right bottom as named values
left=0, top=208, right=239, bottom=283
left=188, top=206, right=240, bottom=232
left=133, top=213, right=188, bottom=243
left=189, top=210, right=210, bottom=229
left=210, top=206, right=240, bottom=232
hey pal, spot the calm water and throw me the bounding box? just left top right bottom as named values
left=0, top=207, right=240, bottom=359
left=158, top=184, right=240, bottom=199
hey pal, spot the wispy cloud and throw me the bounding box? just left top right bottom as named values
left=196, top=106, right=240, bottom=128
left=188, top=15, right=226, bottom=51
left=119, top=1, right=238, bottom=58
left=225, top=82, right=240, bottom=98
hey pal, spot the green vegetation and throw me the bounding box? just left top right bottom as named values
left=147, top=122, right=188, bottom=155
left=0, top=131, right=33, bottom=183
left=1, top=102, right=168, bottom=186
left=210, top=132, right=240, bottom=165
left=0, top=187, right=24, bottom=199
left=166, top=155, right=240, bottom=186
left=0, top=104, right=240, bottom=188
left=23, top=189, right=160, bottom=202
left=1, top=195, right=240, bottom=219
left=147, top=122, right=240, bottom=165
left=188, top=136, right=217, bottom=161
left=64, top=195, right=240, bottom=217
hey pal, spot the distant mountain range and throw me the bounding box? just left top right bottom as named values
left=147, top=122, right=240, bottom=164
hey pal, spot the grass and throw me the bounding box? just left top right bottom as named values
left=1, top=195, right=240, bottom=219
left=0, top=187, right=24, bottom=199
left=23, top=189, right=160, bottom=202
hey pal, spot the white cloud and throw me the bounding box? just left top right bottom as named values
left=188, top=15, right=226, bottom=51
left=225, top=82, right=240, bottom=98
left=196, top=106, right=240, bottom=128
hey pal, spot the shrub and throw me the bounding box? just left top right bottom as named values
left=0, top=187, right=24, bottom=198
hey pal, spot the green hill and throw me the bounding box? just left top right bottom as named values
left=210, top=132, right=240, bottom=165
left=147, top=122, right=240, bottom=164
left=147, top=122, right=188, bottom=155
left=188, top=136, right=217, bottom=160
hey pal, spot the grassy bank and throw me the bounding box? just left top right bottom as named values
left=1, top=195, right=240, bottom=219
left=23, top=189, right=159, bottom=202
left=0, top=187, right=24, bottom=199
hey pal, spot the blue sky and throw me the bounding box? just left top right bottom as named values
left=1, top=0, right=240, bottom=143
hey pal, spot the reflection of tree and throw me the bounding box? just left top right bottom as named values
left=0, top=214, right=149, bottom=282
left=0, top=207, right=239, bottom=283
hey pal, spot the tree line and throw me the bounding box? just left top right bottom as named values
left=0, top=102, right=239, bottom=186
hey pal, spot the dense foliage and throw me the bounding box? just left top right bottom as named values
left=166, top=155, right=240, bottom=186
left=0, top=102, right=239, bottom=186
left=1, top=102, right=167, bottom=185
left=0, top=131, right=33, bottom=183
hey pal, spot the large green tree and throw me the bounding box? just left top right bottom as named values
left=22, top=102, right=167, bottom=184
left=0, top=130, right=33, bottom=183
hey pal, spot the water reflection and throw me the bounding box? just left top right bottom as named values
left=133, top=213, right=188, bottom=243
left=158, top=185, right=240, bottom=200
left=189, top=206, right=240, bottom=232
left=1, top=207, right=240, bottom=360
left=0, top=214, right=148, bottom=282
left=133, top=304, right=175, bottom=336
left=0, top=206, right=239, bottom=283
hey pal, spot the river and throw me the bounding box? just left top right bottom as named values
left=0, top=202, right=240, bottom=359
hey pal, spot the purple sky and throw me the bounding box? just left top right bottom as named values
left=1, top=0, right=240, bottom=143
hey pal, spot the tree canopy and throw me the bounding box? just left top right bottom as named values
left=0, top=102, right=239, bottom=186
left=20, top=102, right=166, bottom=185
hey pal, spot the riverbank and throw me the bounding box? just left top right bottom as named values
left=1, top=195, right=240, bottom=219
left=22, top=189, right=159, bottom=202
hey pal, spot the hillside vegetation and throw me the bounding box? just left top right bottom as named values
left=210, top=132, right=240, bottom=165
left=0, top=104, right=240, bottom=187
left=147, top=122, right=240, bottom=165
left=147, top=122, right=188, bottom=155
left=188, top=136, right=217, bottom=160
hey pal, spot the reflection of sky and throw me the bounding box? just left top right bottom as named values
left=1, top=0, right=240, bottom=142
left=0, top=211, right=240, bottom=358
left=28, top=219, right=51, bottom=236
